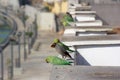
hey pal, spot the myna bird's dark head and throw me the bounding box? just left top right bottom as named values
left=51, top=38, right=60, bottom=48
left=51, top=43, right=56, bottom=48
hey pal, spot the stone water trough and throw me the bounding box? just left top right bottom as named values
left=62, top=34, right=120, bottom=66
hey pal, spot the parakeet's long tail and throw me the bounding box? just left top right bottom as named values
left=65, top=52, right=74, bottom=60
left=68, top=49, right=75, bottom=52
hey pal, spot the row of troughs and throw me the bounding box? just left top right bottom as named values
left=61, top=1, right=120, bottom=66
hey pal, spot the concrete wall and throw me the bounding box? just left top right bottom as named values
left=92, top=4, right=120, bottom=26
left=0, top=0, right=8, bottom=6
left=80, top=0, right=120, bottom=4
left=52, top=2, right=61, bottom=14
left=77, top=45, right=120, bottom=66
left=24, top=5, right=56, bottom=31
left=0, top=0, right=20, bottom=10
left=9, top=0, right=20, bottom=10
left=37, top=12, right=56, bottom=31
left=68, top=0, right=79, bottom=4
left=61, top=1, right=68, bottom=13
left=44, top=0, right=54, bottom=3
left=25, top=5, right=38, bottom=22
left=52, top=1, right=68, bottom=14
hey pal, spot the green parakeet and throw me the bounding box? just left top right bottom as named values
left=52, top=38, right=75, bottom=52
left=45, top=56, right=72, bottom=65
left=61, top=12, right=74, bottom=26
left=64, top=12, right=74, bottom=22
left=51, top=38, right=74, bottom=59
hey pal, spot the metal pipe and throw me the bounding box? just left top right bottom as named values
left=18, top=36, right=21, bottom=67
left=24, top=31, right=27, bottom=60
left=28, top=36, right=30, bottom=54
left=16, top=31, right=22, bottom=67
left=10, top=41, right=14, bottom=80
left=23, top=11, right=27, bottom=60
left=0, top=48, right=4, bottom=80
left=74, top=46, right=77, bottom=65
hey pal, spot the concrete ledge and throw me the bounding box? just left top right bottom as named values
left=76, top=15, right=96, bottom=21
left=69, top=11, right=96, bottom=15
left=76, top=45, right=120, bottom=66
left=61, top=35, right=120, bottom=46
left=63, top=27, right=113, bottom=36
left=65, top=26, right=114, bottom=31
left=50, top=66, right=120, bottom=80
left=75, top=20, right=103, bottom=27
left=14, top=67, right=24, bottom=76
left=68, top=20, right=103, bottom=27
left=63, top=29, right=107, bottom=36
left=69, top=5, right=91, bottom=11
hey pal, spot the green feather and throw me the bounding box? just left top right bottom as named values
left=46, top=56, right=71, bottom=65
left=53, top=38, right=75, bottom=52
left=58, top=42, right=75, bottom=52
left=53, top=38, right=59, bottom=43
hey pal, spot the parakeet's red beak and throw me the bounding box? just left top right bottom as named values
left=51, top=43, right=56, bottom=48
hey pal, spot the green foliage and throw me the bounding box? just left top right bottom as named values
left=0, top=25, right=11, bottom=30
left=43, top=6, right=50, bottom=12
left=6, top=58, right=11, bottom=66
left=25, top=32, right=33, bottom=37
left=24, top=15, right=29, bottom=21
left=0, top=31, right=9, bottom=34
left=0, top=25, right=11, bottom=44
left=63, top=0, right=67, bottom=2
left=0, top=38, right=4, bottom=43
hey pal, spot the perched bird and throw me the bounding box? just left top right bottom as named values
left=62, top=12, right=74, bottom=26
left=45, top=56, right=72, bottom=65
left=66, top=12, right=73, bottom=22
left=51, top=38, right=74, bottom=59
left=52, top=38, right=75, bottom=52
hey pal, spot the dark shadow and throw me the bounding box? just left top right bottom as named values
left=75, top=31, right=107, bottom=36
left=95, top=14, right=109, bottom=25
left=55, top=14, right=65, bottom=32
left=19, top=0, right=31, bottom=6
left=75, top=51, right=91, bottom=66
left=54, top=14, right=59, bottom=32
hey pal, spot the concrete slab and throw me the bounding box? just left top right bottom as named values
left=63, top=27, right=113, bottom=36
left=75, top=20, right=103, bottom=27
left=65, top=26, right=113, bottom=31
left=76, top=45, right=120, bottom=66
left=14, top=68, right=24, bottom=76
left=76, top=15, right=96, bottom=22
left=69, top=11, right=96, bottom=15
left=63, top=29, right=85, bottom=36
left=69, top=5, right=91, bottom=11
left=61, top=35, right=120, bottom=46
left=76, top=31, right=107, bottom=36
left=50, top=66, right=120, bottom=80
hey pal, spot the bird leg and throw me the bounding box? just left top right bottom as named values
left=62, top=56, right=66, bottom=60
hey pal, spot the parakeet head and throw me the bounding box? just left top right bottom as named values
left=53, top=38, right=60, bottom=43
left=45, top=58, right=49, bottom=63
left=51, top=38, right=60, bottom=48
left=45, top=57, right=50, bottom=63
left=51, top=43, right=56, bottom=48
left=45, top=56, right=53, bottom=63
